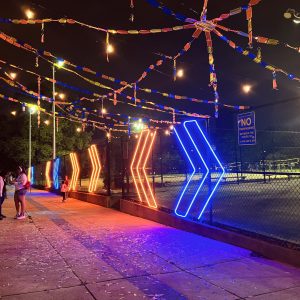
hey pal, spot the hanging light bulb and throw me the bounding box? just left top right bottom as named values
left=107, top=44, right=114, bottom=54
left=176, top=69, right=184, bottom=78
left=25, top=9, right=35, bottom=19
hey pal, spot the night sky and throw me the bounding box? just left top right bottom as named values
left=0, top=0, right=299, bottom=130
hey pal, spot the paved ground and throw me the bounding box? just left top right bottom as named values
left=1, top=190, right=300, bottom=299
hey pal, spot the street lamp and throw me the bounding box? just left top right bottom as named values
left=9, top=72, right=17, bottom=80
left=28, top=105, right=37, bottom=182
left=52, top=59, right=65, bottom=159
left=11, top=111, right=17, bottom=116
left=176, top=69, right=184, bottom=78
left=242, top=84, right=252, bottom=94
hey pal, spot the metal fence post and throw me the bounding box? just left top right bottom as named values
left=262, top=143, right=266, bottom=183
left=239, top=146, right=243, bottom=179
left=159, top=133, right=164, bottom=186
left=106, top=137, right=111, bottom=196
left=152, top=138, right=155, bottom=195
left=207, top=119, right=213, bottom=224
left=121, top=136, right=125, bottom=198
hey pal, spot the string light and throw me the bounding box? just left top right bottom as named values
left=106, top=44, right=114, bottom=54
left=9, top=72, right=17, bottom=80
left=11, top=111, right=17, bottom=116
left=25, top=9, right=35, bottom=19
left=58, top=93, right=65, bottom=100
left=55, top=59, right=65, bottom=68
left=44, top=120, right=50, bottom=125
left=176, top=69, right=184, bottom=78
left=242, top=84, right=252, bottom=94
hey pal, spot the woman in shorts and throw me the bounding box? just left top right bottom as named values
left=13, top=166, right=28, bottom=220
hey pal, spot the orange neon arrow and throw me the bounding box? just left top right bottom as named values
left=131, top=129, right=157, bottom=208
left=45, top=161, right=51, bottom=188
left=70, top=152, right=80, bottom=190
left=88, top=145, right=101, bottom=192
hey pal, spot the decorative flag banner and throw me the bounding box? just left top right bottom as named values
left=205, top=31, right=219, bottom=118
left=0, top=17, right=194, bottom=35
left=174, top=120, right=225, bottom=220
left=88, top=145, right=101, bottom=193
left=213, top=29, right=300, bottom=84
left=1, top=0, right=294, bottom=124
left=0, top=31, right=248, bottom=118
left=215, top=24, right=300, bottom=54
left=131, top=129, right=157, bottom=208
left=70, top=153, right=80, bottom=191
left=0, top=32, right=211, bottom=118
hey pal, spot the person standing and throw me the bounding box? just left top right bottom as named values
left=13, top=166, right=28, bottom=220
left=0, top=173, right=4, bottom=220
left=64, top=175, right=69, bottom=199
left=0, top=171, right=7, bottom=218
left=61, top=181, right=68, bottom=202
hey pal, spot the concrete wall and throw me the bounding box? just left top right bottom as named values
left=120, top=199, right=300, bottom=268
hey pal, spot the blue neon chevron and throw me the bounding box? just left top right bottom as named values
left=174, top=120, right=225, bottom=220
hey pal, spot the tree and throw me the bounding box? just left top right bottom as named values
left=0, top=113, right=92, bottom=172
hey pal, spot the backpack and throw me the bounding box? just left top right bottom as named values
left=24, top=181, right=31, bottom=190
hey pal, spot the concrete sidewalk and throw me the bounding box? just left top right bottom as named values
left=1, top=190, right=300, bottom=300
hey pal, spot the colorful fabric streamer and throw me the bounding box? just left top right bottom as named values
left=0, top=17, right=194, bottom=35
left=213, top=29, right=300, bottom=84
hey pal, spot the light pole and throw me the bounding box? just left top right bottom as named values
left=28, top=105, right=37, bottom=181
left=52, top=65, right=56, bottom=160
left=52, top=59, right=65, bottom=159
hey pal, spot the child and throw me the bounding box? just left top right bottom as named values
left=61, top=180, right=68, bottom=202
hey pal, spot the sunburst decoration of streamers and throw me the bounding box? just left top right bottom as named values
left=41, top=22, right=44, bottom=43
left=205, top=31, right=219, bottom=118
left=37, top=76, right=41, bottom=127
left=201, top=0, right=209, bottom=20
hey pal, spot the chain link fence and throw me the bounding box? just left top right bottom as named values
left=33, top=124, right=300, bottom=247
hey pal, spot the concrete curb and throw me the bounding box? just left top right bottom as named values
left=120, top=199, right=300, bottom=268
left=68, top=191, right=120, bottom=208
left=33, top=186, right=119, bottom=209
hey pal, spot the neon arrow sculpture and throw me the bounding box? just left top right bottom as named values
left=88, top=145, right=101, bottom=193
left=45, top=161, right=51, bottom=188
left=70, top=152, right=80, bottom=191
left=53, top=158, right=60, bottom=190
left=131, top=129, right=157, bottom=208
left=174, top=120, right=225, bottom=220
